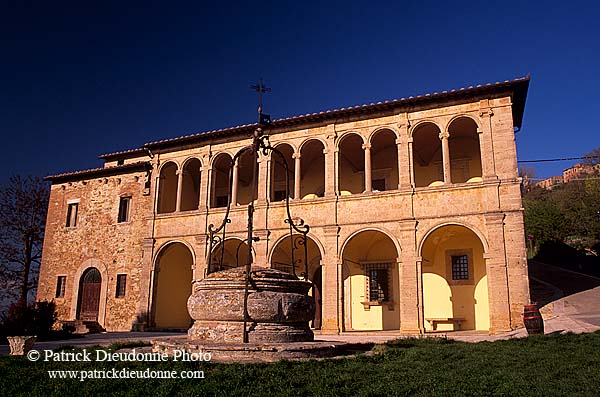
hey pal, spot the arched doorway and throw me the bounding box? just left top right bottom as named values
left=270, top=234, right=323, bottom=329
left=153, top=243, right=194, bottom=329
left=209, top=238, right=252, bottom=272
left=421, top=225, right=489, bottom=331
left=77, top=267, right=102, bottom=321
left=341, top=230, right=400, bottom=331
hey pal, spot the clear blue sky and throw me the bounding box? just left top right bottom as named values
left=1, top=1, right=599, bottom=183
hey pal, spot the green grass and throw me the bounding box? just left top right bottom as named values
left=2, top=332, right=600, bottom=396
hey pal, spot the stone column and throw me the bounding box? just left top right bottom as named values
left=321, top=226, right=340, bottom=334
left=324, top=148, right=335, bottom=197
left=133, top=237, right=156, bottom=331
left=439, top=132, right=451, bottom=184
left=397, top=220, right=422, bottom=334
left=484, top=212, right=512, bottom=333
left=407, top=137, right=415, bottom=187
left=293, top=152, right=301, bottom=199
left=199, top=165, right=209, bottom=211
left=257, top=153, right=270, bottom=205
left=231, top=159, right=239, bottom=206
left=175, top=170, right=184, bottom=212
left=362, top=143, right=372, bottom=193
left=479, top=108, right=498, bottom=181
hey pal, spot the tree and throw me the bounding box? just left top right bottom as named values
left=583, top=146, right=600, bottom=166
left=523, top=197, right=568, bottom=246
left=518, top=165, right=536, bottom=187
left=0, top=176, right=49, bottom=305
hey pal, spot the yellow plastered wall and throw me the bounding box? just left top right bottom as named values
left=421, top=225, right=489, bottom=331
left=153, top=243, right=193, bottom=329
left=343, top=231, right=400, bottom=330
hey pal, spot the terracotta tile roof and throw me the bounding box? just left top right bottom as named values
left=45, top=161, right=150, bottom=183
left=97, top=75, right=530, bottom=159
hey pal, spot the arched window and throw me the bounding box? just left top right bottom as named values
left=412, top=123, right=443, bottom=187
left=236, top=150, right=258, bottom=206
left=270, top=143, right=295, bottom=202
left=157, top=162, right=178, bottom=213
left=338, top=134, right=364, bottom=195
left=448, top=117, right=482, bottom=183
left=181, top=158, right=201, bottom=211
left=370, top=129, right=398, bottom=192
left=210, top=153, right=232, bottom=208
left=300, top=139, right=325, bottom=199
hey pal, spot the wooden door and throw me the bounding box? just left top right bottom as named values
left=78, top=268, right=101, bottom=321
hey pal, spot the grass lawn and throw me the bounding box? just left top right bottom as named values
left=1, top=332, right=600, bottom=396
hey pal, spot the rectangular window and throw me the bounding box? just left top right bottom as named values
left=116, top=274, right=127, bottom=298
left=365, top=263, right=390, bottom=302
left=451, top=255, right=469, bottom=280
left=55, top=276, right=66, bottom=298
left=66, top=202, right=78, bottom=227
left=117, top=196, right=131, bottom=223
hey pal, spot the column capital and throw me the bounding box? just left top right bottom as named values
left=361, top=143, right=371, bottom=150
left=479, top=108, right=494, bottom=118
left=477, top=127, right=483, bottom=134
left=439, top=131, right=449, bottom=140
left=396, top=120, right=411, bottom=130
left=484, top=211, right=505, bottom=225
left=322, top=225, right=340, bottom=237
left=292, top=152, right=302, bottom=159
left=395, top=138, right=403, bottom=145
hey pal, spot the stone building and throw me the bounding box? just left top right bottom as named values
left=38, top=76, right=531, bottom=335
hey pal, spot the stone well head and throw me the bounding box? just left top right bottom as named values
left=187, top=266, right=315, bottom=344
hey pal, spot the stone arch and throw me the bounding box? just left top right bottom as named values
left=411, top=121, right=443, bottom=187
left=209, top=237, right=255, bottom=272
left=157, top=161, right=179, bottom=213
left=408, top=119, right=443, bottom=138
left=299, top=139, right=326, bottom=199
left=299, top=136, right=328, bottom=152
left=447, top=116, right=483, bottom=183
left=152, top=241, right=194, bottom=329
left=210, top=152, right=233, bottom=208
left=369, top=128, right=399, bottom=192
left=270, top=142, right=295, bottom=202
left=337, top=132, right=365, bottom=195
left=446, top=114, right=481, bottom=132
left=367, top=126, right=400, bottom=143
left=418, top=221, right=489, bottom=255
left=341, top=229, right=400, bottom=331
left=269, top=233, right=324, bottom=329
left=340, top=226, right=402, bottom=259
left=268, top=232, right=325, bottom=271
left=181, top=157, right=202, bottom=211
left=69, top=258, right=108, bottom=328
left=420, top=224, right=489, bottom=331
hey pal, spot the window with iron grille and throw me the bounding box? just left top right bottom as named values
left=115, top=274, right=127, bottom=298
left=365, top=263, right=391, bottom=302
left=451, top=255, right=469, bottom=280
left=55, top=276, right=66, bottom=298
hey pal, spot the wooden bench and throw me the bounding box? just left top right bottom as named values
left=426, top=318, right=465, bottom=331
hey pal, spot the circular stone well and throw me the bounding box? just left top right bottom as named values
left=187, top=267, right=315, bottom=343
